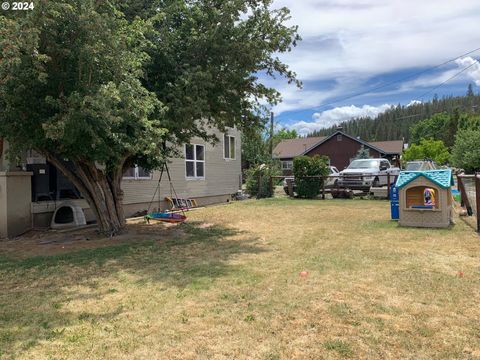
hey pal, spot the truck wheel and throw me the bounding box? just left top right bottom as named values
left=372, top=177, right=379, bottom=187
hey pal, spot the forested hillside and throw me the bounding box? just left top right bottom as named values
left=308, top=90, right=480, bottom=142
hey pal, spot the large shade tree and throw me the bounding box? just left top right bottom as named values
left=0, top=0, right=300, bottom=235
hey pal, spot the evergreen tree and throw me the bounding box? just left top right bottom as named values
left=307, top=86, right=480, bottom=143
left=467, top=83, right=475, bottom=97
left=354, top=145, right=370, bottom=159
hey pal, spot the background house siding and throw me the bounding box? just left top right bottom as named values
left=306, top=135, right=381, bottom=170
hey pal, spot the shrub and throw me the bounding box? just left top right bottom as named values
left=402, top=138, right=450, bottom=164
left=293, top=155, right=329, bottom=198
left=245, top=162, right=280, bottom=198
left=451, top=129, right=480, bottom=172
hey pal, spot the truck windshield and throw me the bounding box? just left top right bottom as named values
left=406, top=162, right=422, bottom=171
left=347, top=160, right=379, bottom=169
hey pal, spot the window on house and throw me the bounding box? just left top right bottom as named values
left=185, top=144, right=205, bottom=179
left=282, top=161, right=293, bottom=170
left=337, top=134, right=343, bottom=141
left=137, top=167, right=151, bottom=178
left=224, top=134, right=236, bottom=160
left=123, top=165, right=152, bottom=180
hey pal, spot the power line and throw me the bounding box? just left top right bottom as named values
left=312, top=46, right=480, bottom=110
left=419, top=60, right=479, bottom=100
left=316, top=46, right=480, bottom=109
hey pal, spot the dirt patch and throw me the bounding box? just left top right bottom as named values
left=0, top=221, right=186, bottom=259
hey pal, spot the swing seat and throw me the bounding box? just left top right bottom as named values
left=145, top=212, right=187, bottom=224
left=165, top=196, right=198, bottom=210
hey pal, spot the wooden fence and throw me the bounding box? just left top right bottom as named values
left=457, top=173, right=480, bottom=233
left=268, top=173, right=397, bottom=200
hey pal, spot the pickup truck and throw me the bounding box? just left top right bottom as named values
left=337, top=158, right=400, bottom=191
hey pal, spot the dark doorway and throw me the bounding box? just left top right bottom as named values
left=54, top=206, right=74, bottom=224
left=28, top=161, right=81, bottom=202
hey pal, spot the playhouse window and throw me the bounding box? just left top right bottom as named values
left=405, top=186, right=439, bottom=209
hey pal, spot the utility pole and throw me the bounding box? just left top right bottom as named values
left=269, top=111, right=274, bottom=158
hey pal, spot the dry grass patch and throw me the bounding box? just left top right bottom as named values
left=1, top=198, right=480, bottom=359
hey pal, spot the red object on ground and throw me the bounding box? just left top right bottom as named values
left=458, top=271, right=464, bottom=278
left=299, top=271, right=308, bottom=278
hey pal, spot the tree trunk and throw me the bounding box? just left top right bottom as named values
left=45, top=152, right=128, bottom=236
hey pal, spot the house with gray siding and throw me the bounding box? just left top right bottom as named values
left=0, top=127, right=241, bottom=238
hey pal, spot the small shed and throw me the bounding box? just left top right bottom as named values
left=396, top=169, right=454, bottom=228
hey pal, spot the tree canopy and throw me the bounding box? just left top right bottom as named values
left=451, top=129, right=480, bottom=172
left=272, top=128, right=298, bottom=148
left=242, top=126, right=297, bottom=168
left=402, top=139, right=450, bottom=164
left=0, top=0, right=300, bottom=234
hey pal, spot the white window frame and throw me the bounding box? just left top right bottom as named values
left=282, top=161, right=293, bottom=170
left=185, top=144, right=206, bottom=180
left=123, top=165, right=152, bottom=180
left=223, top=134, right=236, bottom=160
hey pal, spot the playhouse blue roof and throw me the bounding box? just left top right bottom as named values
left=395, top=169, right=454, bottom=189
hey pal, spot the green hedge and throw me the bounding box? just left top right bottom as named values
left=245, top=162, right=280, bottom=198
left=293, top=155, right=329, bottom=198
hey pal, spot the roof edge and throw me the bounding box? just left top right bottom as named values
left=302, top=131, right=396, bottom=156
left=395, top=169, right=454, bottom=189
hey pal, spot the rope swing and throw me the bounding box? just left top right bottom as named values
left=145, top=144, right=187, bottom=224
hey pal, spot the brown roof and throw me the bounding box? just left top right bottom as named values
left=273, top=136, right=326, bottom=159
left=273, top=133, right=404, bottom=159
left=369, top=140, right=404, bottom=154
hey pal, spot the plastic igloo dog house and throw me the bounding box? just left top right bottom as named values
left=51, top=201, right=87, bottom=229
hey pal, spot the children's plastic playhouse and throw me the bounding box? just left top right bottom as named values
left=395, top=169, right=454, bottom=228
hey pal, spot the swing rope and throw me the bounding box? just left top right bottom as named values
left=146, top=162, right=164, bottom=215
left=145, top=160, right=186, bottom=218
left=164, top=160, right=186, bottom=216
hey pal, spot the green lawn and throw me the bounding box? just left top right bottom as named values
left=1, top=199, right=480, bottom=359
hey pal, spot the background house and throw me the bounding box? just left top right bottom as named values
left=274, top=129, right=403, bottom=175
left=0, top=128, right=241, bottom=238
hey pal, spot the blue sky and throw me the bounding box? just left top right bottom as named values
left=267, top=0, right=480, bottom=135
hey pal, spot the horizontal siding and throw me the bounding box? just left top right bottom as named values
left=122, top=128, right=242, bottom=205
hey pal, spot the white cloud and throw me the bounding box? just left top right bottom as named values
left=273, top=0, right=480, bottom=82
left=269, top=76, right=368, bottom=115
left=273, top=87, right=333, bottom=114
left=398, top=56, right=480, bottom=92
left=456, top=56, right=480, bottom=86
left=407, top=100, right=422, bottom=107
left=263, top=1, right=480, bottom=122
left=287, top=104, right=391, bottom=135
